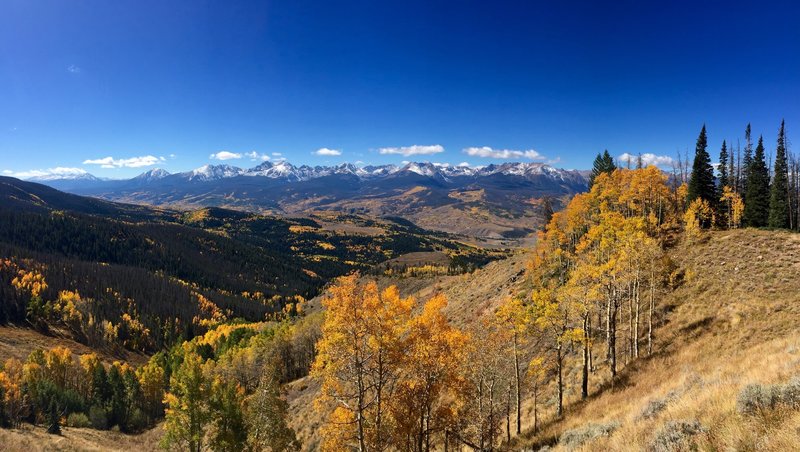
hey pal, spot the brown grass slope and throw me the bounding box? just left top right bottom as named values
left=517, top=229, right=800, bottom=451
left=0, top=424, right=163, bottom=452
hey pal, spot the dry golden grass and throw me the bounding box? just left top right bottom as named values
left=0, top=424, right=163, bottom=452
left=0, top=325, right=149, bottom=367
left=516, top=229, right=800, bottom=451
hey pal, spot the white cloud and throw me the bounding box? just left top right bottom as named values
left=67, top=64, right=81, bottom=74
left=379, top=144, right=444, bottom=157
left=209, top=151, right=242, bottom=161
left=314, top=148, right=342, bottom=156
left=272, top=152, right=282, bottom=156
left=457, top=162, right=471, bottom=167
left=169, top=153, right=177, bottom=159
left=463, top=146, right=544, bottom=160
left=83, top=155, right=163, bottom=168
left=618, top=152, right=674, bottom=167
left=4, top=167, right=88, bottom=179
left=245, top=151, right=270, bottom=161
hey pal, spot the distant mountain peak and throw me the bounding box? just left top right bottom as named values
left=28, top=171, right=99, bottom=182
left=189, top=164, right=244, bottom=181
left=134, top=168, right=171, bottom=181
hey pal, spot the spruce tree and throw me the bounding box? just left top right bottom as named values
left=589, top=150, right=616, bottom=188
left=718, top=140, right=729, bottom=193
left=769, top=120, right=790, bottom=228
left=744, top=135, right=771, bottom=227
left=687, top=125, right=716, bottom=206
left=741, top=124, right=753, bottom=193
left=728, top=144, right=736, bottom=190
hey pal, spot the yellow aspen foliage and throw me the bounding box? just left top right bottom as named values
left=391, top=294, right=470, bottom=449
left=54, top=290, right=84, bottom=332
left=192, top=292, right=228, bottom=328
left=138, top=359, right=166, bottom=420
left=526, top=167, right=674, bottom=418
left=0, top=358, right=26, bottom=426
left=720, top=186, right=744, bottom=229
left=77, top=353, right=101, bottom=399
left=162, top=350, right=211, bottom=452
left=312, top=274, right=414, bottom=452
left=684, top=198, right=714, bottom=238
left=11, top=267, right=47, bottom=297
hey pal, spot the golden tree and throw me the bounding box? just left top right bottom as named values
left=391, top=294, right=469, bottom=451
left=312, top=274, right=413, bottom=452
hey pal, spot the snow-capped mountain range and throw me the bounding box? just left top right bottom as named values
left=24, top=160, right=586, bottom=185
left=170, top=160, right=586, bottom=184
left=19, top=160, right=588, bottom=239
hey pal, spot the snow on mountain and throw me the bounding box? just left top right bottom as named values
left=401, top=162, right=440, bottom=177
left=188, top=164, right=244, bottom=181
left=134, top=168, right=171, bottom=181
left=28, top=171, right=100, bottom=182
left=20, top=160, right=585, bottom=189
left=193, top=161, right=586, bottom=185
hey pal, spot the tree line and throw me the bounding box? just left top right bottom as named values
left=681, top=121, right=797, bottom=230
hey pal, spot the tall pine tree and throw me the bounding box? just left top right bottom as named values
left=718, top=140, right=729, bottom=193
left=589, top=150, right=616, bottom=188
left=769, top=120, right=789, bottom=228
left=744, top=135, right=771, bottom=227
left=741, top=124, right=753, bottom=194
left=687, top=125, right=716, bottom=206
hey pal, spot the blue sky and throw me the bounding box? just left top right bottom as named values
left=1, top=0, right=799, bottom=179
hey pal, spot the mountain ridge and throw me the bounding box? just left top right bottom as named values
left=27, top=161, right=589, bottom=241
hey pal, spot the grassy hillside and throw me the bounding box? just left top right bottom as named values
left=288, top=229, right=800, bottom=451
left=0, top=424, right=163, bottom=452
left=515, top=229, right=800, bottom=451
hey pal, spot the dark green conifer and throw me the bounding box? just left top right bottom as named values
left=769, top=120, right=790, bottom=228
left=744, top=136, right=771, bottom=227
left=687, top=125, right=716, bottom=206
left=589, top=150, right=616, bottom=188
left=718, top=140, right=729, bottom=193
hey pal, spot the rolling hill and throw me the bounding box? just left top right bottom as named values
left=0, top=177, right=501, bottom=354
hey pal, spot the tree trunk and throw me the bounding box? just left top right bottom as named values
left=582, top=312, right=589, bottom=399
left=648, top=269, right=655, bottom=356
left=627, top=281, right=633, bottom=365
left=634, top=276, right=640, bottom=359
left=605, top=294, right=612, bottom=362
left=533, top=384, right=538, bottom=435
left=609, top=287, right=618, bottom=382
left=513, top=333, right=521, bottom=435
left=556, top=340, right=563, bottom=417
left=505, top=383, right=511, bottom=444
left=357, top=367, right=367, bottom=452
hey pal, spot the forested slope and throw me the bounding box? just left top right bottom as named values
left=0, top=177, right=497, bottom=354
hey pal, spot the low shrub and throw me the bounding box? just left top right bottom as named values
left=736, top=377, right=800, bottom=415
left=66, top=412, right=91, bottom=428
left=639, top=397, right=669, bottom=420
left=88, top=405, right=108, bottom=430
left=649, top=419, right=706, bottom=452
left=737, top=384, right=780, bottom=415
left=559, top=421, right=619, bottom=450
